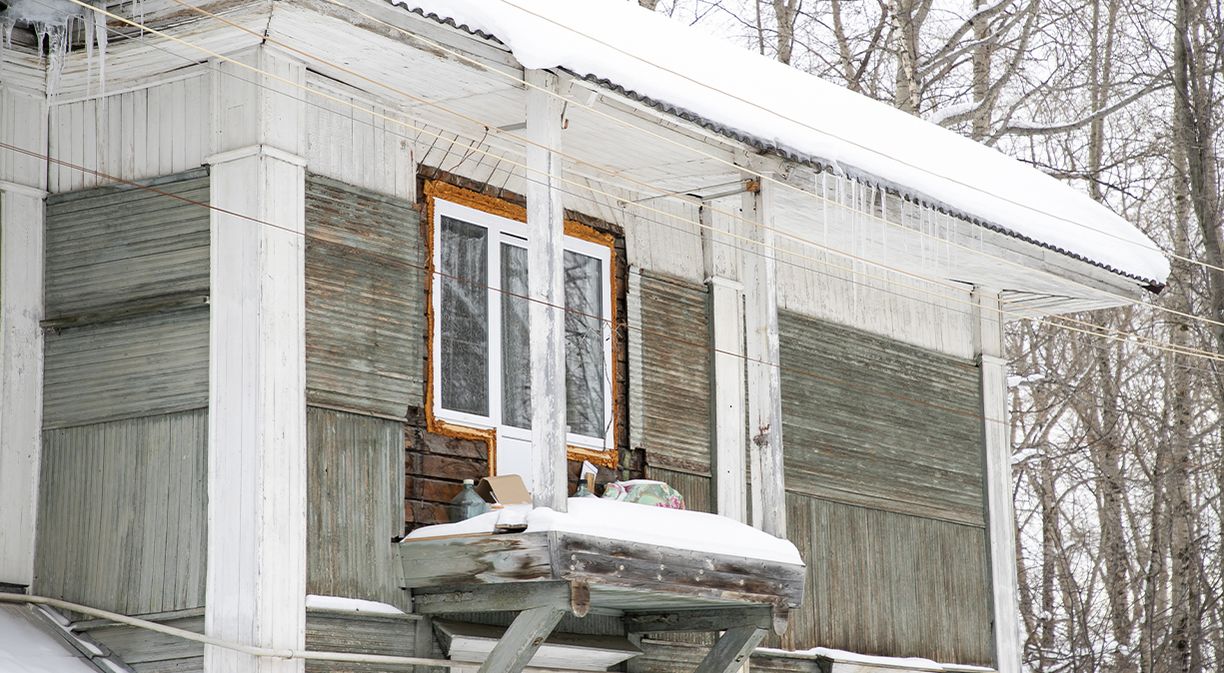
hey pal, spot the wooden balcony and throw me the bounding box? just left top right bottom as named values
left=399, top=529, right=806, bottom=673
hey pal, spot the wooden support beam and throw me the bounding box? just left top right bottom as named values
left=739, top=167, right=786, bottom=537
left=701, top=204, right=747, bottom=523
left=413, top=582, right=573, bottom=615
left=205, top=46, right=308, bottom=673
left=476, top=606, right=566, bottom=673
left=973, top=289, right=1021, bottom=673
left=694, top=626, right=767, bottom=673
left=624, top=607, right=772, bottom=634
left=526, top=68, right=567, bottom=512
left=0, top=184, right=45, bottom=587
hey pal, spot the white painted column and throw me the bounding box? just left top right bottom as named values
left=973, top=289, right=1021, bottom=673
left=740, top=174, right=786, bottom=537
left=0, top=183, right=46, bottom=588
left=701, top=203, right=747, bottom=523
left=525, top=69, right=568, bottom=512
left=205, top=47, right=307, bottom=673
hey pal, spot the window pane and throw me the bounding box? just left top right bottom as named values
left=439, top=216, right=488, bottom=416
left=501, top=243, right=531, bottom=429
left=564, top=250, right=605, bottom=438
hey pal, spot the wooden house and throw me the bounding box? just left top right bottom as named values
left=0, top=1, right=1168, bottom=673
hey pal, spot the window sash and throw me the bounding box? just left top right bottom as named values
left=431, top=198, right=613, bottom=451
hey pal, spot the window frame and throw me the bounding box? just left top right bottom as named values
left=426, top=185, right=616, bottom=466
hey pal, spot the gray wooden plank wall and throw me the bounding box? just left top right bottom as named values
left=632, top=271, right=711, bottom=474
left=34, top=410, right=208, bottom=615
left=307, top=407, right=406, bottom=607
left=778, top=310, right=985, bottom=526
left=305, top=174, right=425, bottom=418
left=82, top=611, right=421, bottom=673
left=778, top=493, right=992, bottom=665
left=42, top=171, right=210, bottom=429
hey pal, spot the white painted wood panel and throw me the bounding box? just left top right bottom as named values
left=48, top=71, right=210, bottom=193
left=0, top=46, right=48, bottom=192
left=0, top=187, right=46, bottom=586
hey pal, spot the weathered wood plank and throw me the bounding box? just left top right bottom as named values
left=695, top=626, right=767, bottom=673
left=398, top=535, right=553, bottom=588
left=625, top=608, right=772, bottom=634
left=476, top=606, right=565, bottom=673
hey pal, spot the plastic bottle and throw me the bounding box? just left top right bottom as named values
left=448, top=479, right=489, bottom=522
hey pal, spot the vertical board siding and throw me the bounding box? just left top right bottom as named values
left=778, top=310, right=985, bottom=526
left=43, top=309, right=209, bottom=428
left=632, top=271, right=712, bottom=473
left=305, top=174, right=426, bottom=418
left=307, top=407, right=406, bottom=606
left=47, top=73, right=209, bottom=194
left=44, top=171, right=210, bottom=315
left=34, top=410, right=208, bottom=614
left=42, top=171, right=210, bottom=428
left=778, top=494, right=992, bottom=666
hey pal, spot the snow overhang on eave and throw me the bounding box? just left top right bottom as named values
left=397, top=2, right=1166, bottom=296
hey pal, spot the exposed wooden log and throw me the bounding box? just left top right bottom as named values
left=476, top=606, right=566, bottom=673
left=526, top=68, right=567, bottom=512
left=624, top=607, right=772, bottom=633
left=694, top=626, right=767, bottom=673
left=413, top=582, right=573, bottom=615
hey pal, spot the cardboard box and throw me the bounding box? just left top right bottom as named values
left=475, top=475, right=531, bottom=505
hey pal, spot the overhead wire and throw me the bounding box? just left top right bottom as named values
left=18, top=0, right=1224, bottom=367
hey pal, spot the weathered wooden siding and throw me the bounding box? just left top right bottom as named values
left=42, top=171, right=210, bottom=429
left=778, top=310, right=984, bottom=526
left=630, top=271, right=711, bottom=474
left=305, top=174, right=426, bottom=418
left=780, top=494, right=992, bottom=664
left=307, top=408, right=406, bottom=606
left=81, top=610, right=422, bottom=673
left=34, top=410, right=208, bottom=615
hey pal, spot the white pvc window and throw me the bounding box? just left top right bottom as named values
left=432, top=198, right=613, bottom=457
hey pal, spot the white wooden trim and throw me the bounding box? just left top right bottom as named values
left=701, top=204, right=747, bottom=523
left=740, top=171, right=787, bottom=537
left=973, top=289, right=1021, bottom=673
left=526, top=69, right=568, bottom=511
left=0, top=188, right=45, bottom=586
left=205, top=47, right=307, bottom=673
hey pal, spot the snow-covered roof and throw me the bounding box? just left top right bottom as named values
left=395, top=0, right=1169, bottom=288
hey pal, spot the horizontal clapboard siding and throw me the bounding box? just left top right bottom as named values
left=305, top=174, right=426, bottom=418
left=34, top=410, right=208, bottom=615
left=44, top=170, right=210, bottom=316
left=780, top=494, right=992, bottom=664
left=42, top=171, right=210, bottom=429
left=633, top=271, right=711, bottom=473
left=307, top=408, right=406, bottom=606
left=43, top=309, right=209, bottom=428
left=778, top=311, right=985, bottom=526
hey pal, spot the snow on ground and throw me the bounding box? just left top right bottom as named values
left=0, top=605, right=100, bottom=673
left=396, top=0, right=1169, bottom=285
left=405, top=497, right=804, bottom=565
left=305, top=595, right=405, bottom=615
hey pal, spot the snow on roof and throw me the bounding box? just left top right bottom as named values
left=305, top=595, right=406, bottom=615
left=0, top=605, right=102, bottom=673
left=757, top=646, right=995, bottom=672
left=395, top=0, right=1169, bottom=287
left=405, top=497, right=804, bottom=566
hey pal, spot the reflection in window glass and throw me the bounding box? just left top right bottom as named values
left=501, top=243, right=531, bottom=429
left=439, top=216, right=489, bottom=416
left=564, top=250, right=604, bottom=438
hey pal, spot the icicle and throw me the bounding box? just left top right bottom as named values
left=94, top=4, right=106, bottom=99
left=2, top=19, right=14, bottom=49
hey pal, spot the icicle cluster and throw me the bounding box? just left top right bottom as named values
left=1, top=0, right=108, bottom=95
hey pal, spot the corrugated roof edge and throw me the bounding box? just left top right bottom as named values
left=405, top=6, right=1165, bottom=294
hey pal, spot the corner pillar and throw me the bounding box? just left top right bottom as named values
left=973, top=289, right=1021, bottom=673
left=0, top=181, right=46, bottom=587
left=525, top=69, right=567, bottom=512
left=739, top=167, right=786, bottom=537
left=204, top=46, right=307, bottom=673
